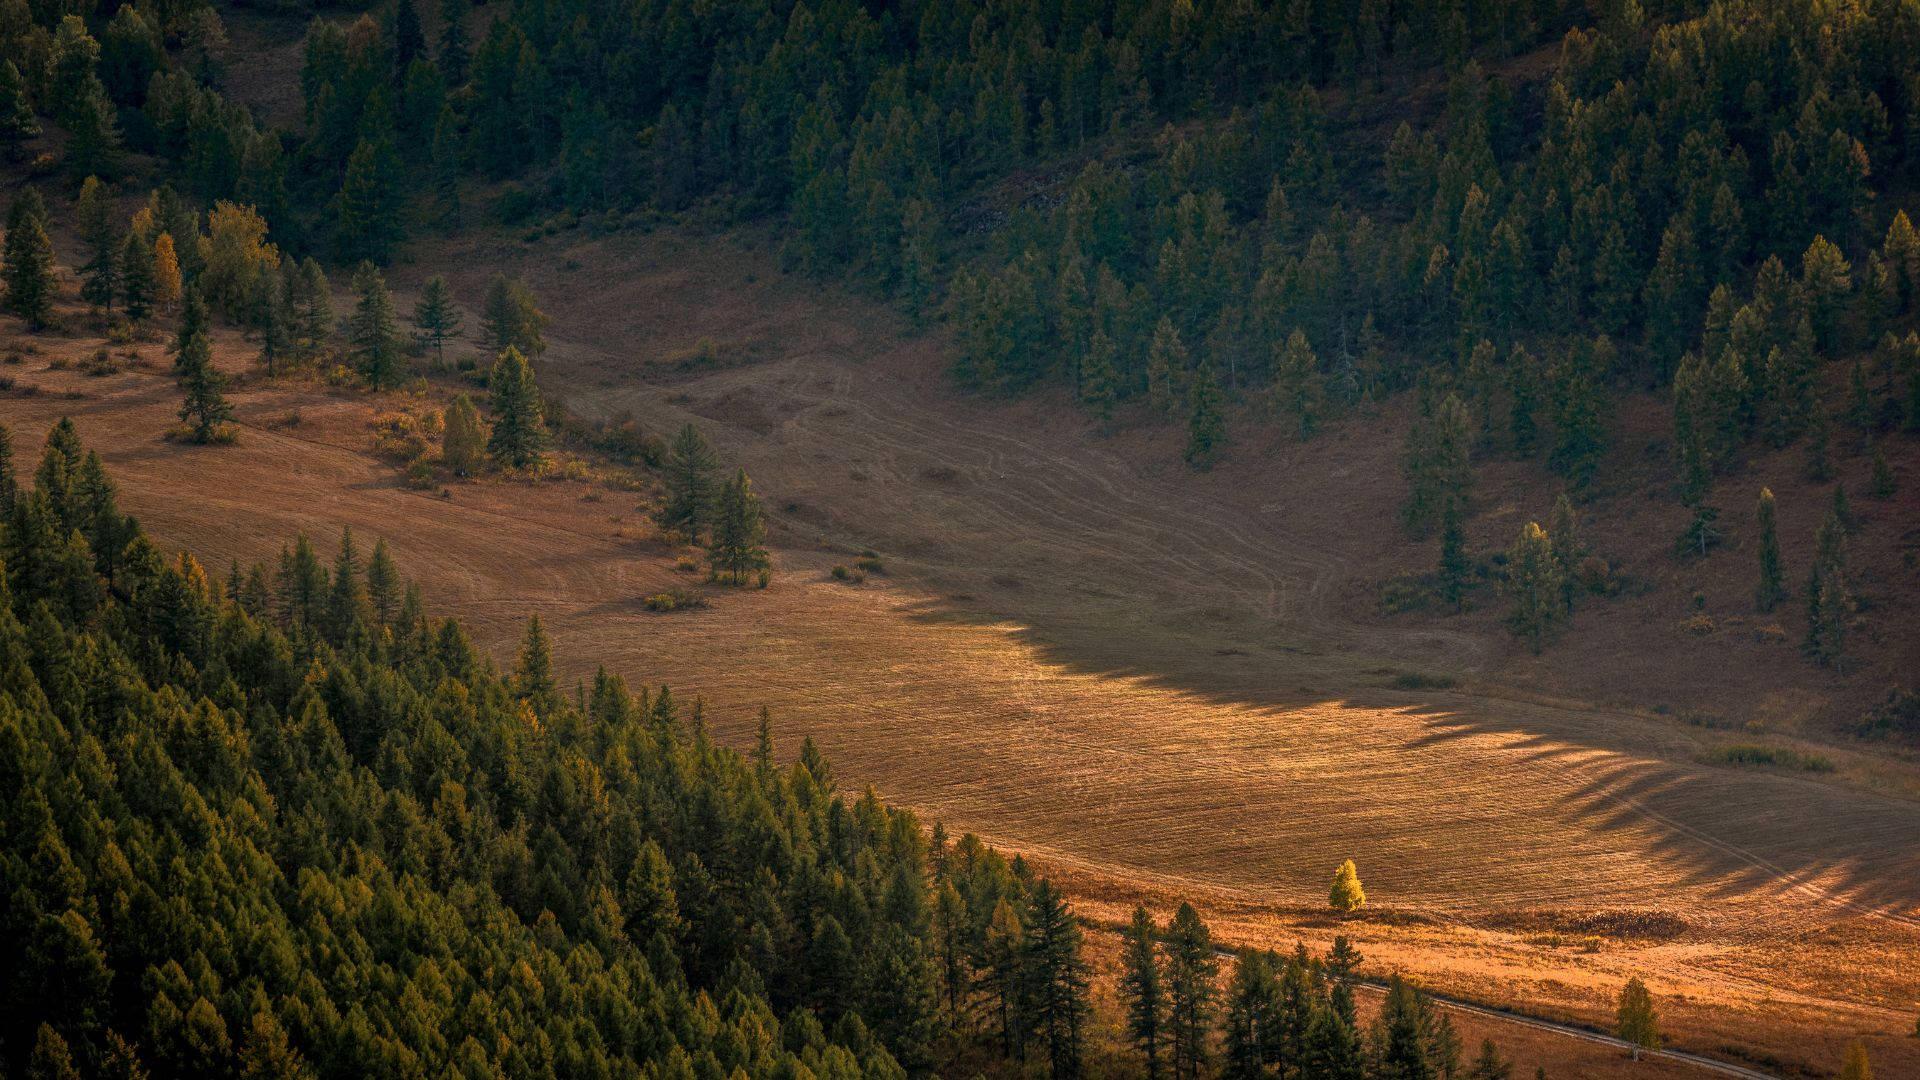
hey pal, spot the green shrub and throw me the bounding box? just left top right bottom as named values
left=1709, top=744, right=1836, bottom=773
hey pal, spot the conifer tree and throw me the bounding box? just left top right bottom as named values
left=1377, top=977, right=1433, bottom=1080
left=486, top=346, right=547, bottom=468
left=1551, top=361, right=1606, bottom=492
left=0, top=422, right=15, bottom=513
left=76, top=176, right=118, bottom=310
left=350, top=261, right=403, bottom=389
left=431, top=107, right=463, bottom=230
left=412, top=275, right=461, bottom=365
left=707, top=468, right=769, bottom=585
left=1870, top=442, right=1896, bottom=499
left=3, top=188, right=56, bottom=329
left=482, top=273, right=548, bottom=357
left=120, top=231, right=155, bottom=321
left=1163, top=903, right=1216, bottom=1080
left=1184, top=357, right=1225, bottom=468
left=365, top=539, right=399, bottom=624
left=1404, top=393, right=1473, bottom=537
left=176, top=290, right=234, bottom=444
left=1148, top=317, right=1188, bottom=416
left=325, top=527, right=365, bottom=642
left=660, top=423, right=718, bottom=539
left=1329, top=859, right=1366, bottom=911
left=1221, top=951, right=1278, bottom=1080
left=438, top=0, right=471, bottom=85
left=1081, top=330, right=1118, bottom=432
left=64, top=83, right=121, bottom=180
left=1466, top=1039, right=1511, bottom=1080
left=981, top=897, right=1026, bottom=1059
left=1025, top=880, right=1091, bottom=1080
left=1120, top=906, right=1166, bottom=1080
left=1838, top=1040, right=1872, bottom=1080
left=1546, top=493, right=1584, bottom=613
left=1754, top=488, right=1784, bottom=612
left=338, top=138, right=402, bottom=264
left=1273, top=329, right=1325, bottom=439
left=514, top=613, right=560, bottom=717
left=441, top=393, right=486, bottom=475
left=1804, top=511, right=1851, bottom=667
left=253, top=262, right=294, bottom=376
left=293, top=257, right=331, bottom=354
left=1615, top=977, right=1659, bottom=1061
left=1505, top=522, right=1562, bottom=654
left=1507, top=346, right=1539, bottom=459
left=1804, top=404, right=1832, bottom=482
left=152, top=233, right=183, bottom=313
left=0, top=60, right=38, bottom=157
left=1437, top=501, right=1469, bottom=612
left=393, top=0, right=426, bottom=71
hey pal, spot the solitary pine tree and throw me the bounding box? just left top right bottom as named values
left=412, top=275, right=461, bottom=365
left=1120, top=905, right=1165, bottom=1080
left=1025, top=880, right=1091, bottom=1080
left=1615, top=977, right=1659, bottom=1061
left=1754, top=488, right=1785, bottom=611
left=1329, top=859, right=1366, bottom=912
left=441, top=393, right=486, bottom=475
left=1185, top=357, right=1226, bottom=468
left=119, top=231, right=154, bottom=321
left=513, top=613, right=560, bottom=718
left=1163, top=903, right=1216, bottom=1080
left=350, top=262, right=403, bottom=389
left=1505, top=522, right=1562, bottom=654
left=486, top=346, right=547, bottom=468
left=3, top=188, right=56, bottom=328
left=659, top=423, right=717, bottom=539
left=75, top=176, right=118, bottom=310
left=707, top=469, right=768, bottom=585
left=175, top=293, right=234, bottom=443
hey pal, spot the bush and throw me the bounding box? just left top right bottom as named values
left=1858, top=688, right=1920, bottom=739
left=643, top=586, right=707, bottom=612
left=830, top=564, right=866, bottom=583
left=371, top=411, right=431, bottom=464
left=1678, top=612, right=1714, bottom=635
left=81, top=348, right=116, bottom=376
left=854, top=556, right=885, bottom=575
left=1389, top=672, right=1458, bottom=691
left=1709, top=744, right=1836, bottom=773
left=673, top=555, right=699, bottom=573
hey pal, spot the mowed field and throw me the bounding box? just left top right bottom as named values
left=4, top=227, right=1920, bottom=1077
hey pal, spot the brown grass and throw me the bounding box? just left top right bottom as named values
left=4, top=224, right=1919, bottom=1079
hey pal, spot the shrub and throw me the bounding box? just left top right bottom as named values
left=830, top=564, right=865, bottom=583
left=1709, top=744, right=1836, bottom=773
left=1858, top=688, right=1920, bottom=739
left=643, top=587, right=707, bottom=613
left=673, top=555, right=699, bottom=573
left=1390, top=672, right=1458, bottom=691
left=854, top=556, right=885, bottom=575
left=371, top=411, right=430, bottom=464
left=1678, top=613, right=1714, bottom=635
left=81, top=348, right=116, bottom=376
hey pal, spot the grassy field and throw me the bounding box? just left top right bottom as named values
left=4, top=227, right=1918, bottom=1078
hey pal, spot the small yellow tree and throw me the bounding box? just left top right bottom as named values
left=153, top=232, right=183, bottom=313
left=1615, top=977, right=1659, bottom=1060
left=1329, top=859, right=1365, bottom=912
left=441, top=393, right=487, bottom=477
left=1839, top=1039, right=1872, bottom=1080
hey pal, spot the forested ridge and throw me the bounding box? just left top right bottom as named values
left=0, top=420, right=1502, bottom=1080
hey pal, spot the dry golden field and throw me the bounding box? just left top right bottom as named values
left=4, top=223, right=1919, bottom=1078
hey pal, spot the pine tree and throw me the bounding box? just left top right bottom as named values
left=486, top=347, right=547, bottom=468
left=1273, top=329, right=1325, bottom=439
left=1163, top=903, right=1216, bottom=1080
left=1404, top=393, right=1474, bottom=537
left=1148, top=317, right=1188, bottom=416
left=393, top=0, right=426, bottom=71
left=325, top=527, right=365, bottom=642
left=338, top=138, right=402, bottom=264
left=1081, top=330, right=1118, bottom=432
left=514, top=613, right=560, bottom=718
left=1329, top=859, right=1366, bottom=911
left=1120, top=905, right=1166, bottom=1080
left=1546, top=493, right=1584, bottom=613
left=438, top=0, right=471, bottom=85
left=349, top=262, right=403, bottom=389
left=981, top=898, right=1026, bottom=1059
left=481, top=273, right=548, bottom=357
left=64, top=83, right=121, bottom=180
left=365, top=539, right=400, bottom=624
left=431, top=107, right=463, bottom=230
left=120, top=231, right=155, bottom=321
left=1804, top=510, right=1851, bottom=668
left=660, top=423, right=718, bottom=539
left=176, top=290, right=234, bottom=444
left=1437, top=501, right=1470, bottom=612
left=1221, top=951, right=1278, bottom=1080
left=707, top=468, right=768, bottom=585
left=253, top=263, right=293, bottom=376
left=1377, top=977, right=1433, bottom=1080
left=1025, top=880, right=1091, bottom=1080
left=1615, top=977, right=1659, bottom=1061
left=1870, top=442, right=1896, bottom=499
left=3, top=188, right=57, bottom=329
left=1466, top=1039, right=1510, bottom=1080
left=442, top=393, right=486, bottom=476
left=1505, top=522, right=1562, bottom=654
left=412, top=275, right=461, bottom=366
left=76, top=176, right=119, bottom=310
left=1754, top=488, right=1784, bottom=612
left=1184, top=357, right=1226, bottom=468
left=0, top=422, right=15, bottom=513
left=0, top=60, right=38, bottom=157
left=294, top=258, right=331, bottom=355
left=1508, top=346, right=1539, bottom=459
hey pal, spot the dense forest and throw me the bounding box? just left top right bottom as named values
left=1, top=419, right=1518, bottom=1079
